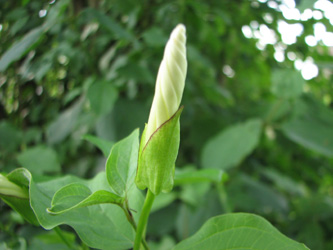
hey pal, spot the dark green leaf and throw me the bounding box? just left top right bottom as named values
left=202, top=119, right=262, bottom=170
left=83, top=8, right=134, bottom=41
left=46, top=97, right=84, bottom=144
left=271, top=69, right=304, bottom=99
left=16, top=145, right=60, bottom=174
left=281, top=97, right=333, bottom=157
left=87, top=81, right=118, bottom=115
left=83, top=134, right=114, bottom=157
left=0, top=27, right=44, bottom=72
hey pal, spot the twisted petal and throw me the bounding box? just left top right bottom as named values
left=146, top=24, right=187, bottom=143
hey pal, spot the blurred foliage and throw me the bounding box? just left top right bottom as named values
left=0, top=0, right=333, bottom=249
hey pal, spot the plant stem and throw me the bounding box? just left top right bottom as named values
left=133, top=189, right=155, bottom=250
left=54, top=226, right=75, bottom=249
left=216, top=182, right=231, bottom=213
left=122, top=202, right=149, bottom=250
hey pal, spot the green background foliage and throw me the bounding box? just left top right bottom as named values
left=0, top=0, right=332, bottom=249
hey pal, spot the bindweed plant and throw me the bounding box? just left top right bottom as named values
left=0, top=24, right=309, bottom=250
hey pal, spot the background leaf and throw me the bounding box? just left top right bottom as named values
left=281, top=96, right=333, bottom=157
left=16, top=145, right=60, bottom=175
left=271, top=69, right=305, bottom=99
left=201, top=119, right=262, bottom=170
left=46, top=97, right=84, bottom=145
left=0, top=27, right=44, bottom=72
left=87, top=80, right=118, bottom=116
left=82, top=134, right=114, bottom=157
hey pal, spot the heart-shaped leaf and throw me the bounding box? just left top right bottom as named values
left=173, top=213, right=309, bottom=250
left=5, top=168, right=144, bottom=250
left=202, top=119, right=262, bottom=170
left=106, top=128, right=139, bottom=197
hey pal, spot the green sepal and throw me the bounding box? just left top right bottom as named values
left=135, top=107, right=183, bottom=195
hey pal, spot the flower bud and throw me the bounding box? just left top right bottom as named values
left=145, top=24, right=187, bottom=143
left=135, top=24, right=187, bottom=195
left=0, top=174, right=28, bottom=199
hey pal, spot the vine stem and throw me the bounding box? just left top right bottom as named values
left=216, top=182, right=231, bottom=213
left=122, top=202, right=149, bottom=250
left=133, top=189, right=155, bottom=250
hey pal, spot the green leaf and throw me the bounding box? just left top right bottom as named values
left=179, top=182, right=210, bottom=207
left=0, top=169, right=39, bottom=225
left=202, top=119, right=262, bottom=170
left=106, top=129, right=139, bottom=197
left=296, top=0, right=315, bottom=12
left=43, top=0, right=70, bottom=29
left=0, top=121, right=22, bottom=152
left=142, top=27, right=168, bottom=47
left=16, top=145, right=60, bottom=175
left=46, top=97, right=84, bottom=144
left=0, top=242, right=8, bottom=250
left=28, top=169, right=144, bottom=250
left=0, top=27, right=44, bottom=72
left=149, top=236, right=176, bottom=250
left=136, top=107, right=183, bottom=195
left=30, top=230, right=77, bottom=250
left=261, top=168, right=307, bottom=196
left=228, top=174, right=288, bottom=213
left=47, top=183, right=123, bottom=215
left=271, top=69, right=304, bottom=99
left=281, top=96, right=333, bottom=157
left=151, top=192, right=177, bottom=213
left=176, top=191, right=222, bottom=240
left=87, top=81, right=118, bottom=115
left=174, top=166, right=225, bottom=185
left=173, top=213, right=309, bottom=250
left=83, top=8, right=134, bottom=41
left=83, top=134, right=114, bottom=157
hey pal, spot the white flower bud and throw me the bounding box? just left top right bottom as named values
left=145, top=24, right=187, bottom=143
left=0, top=174, right=28, bottom=199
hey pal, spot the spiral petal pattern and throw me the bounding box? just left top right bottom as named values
left=145, top=24, right=187, bottom=143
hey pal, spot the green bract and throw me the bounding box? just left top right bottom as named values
left=136, top=107, right=183, bottom=195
